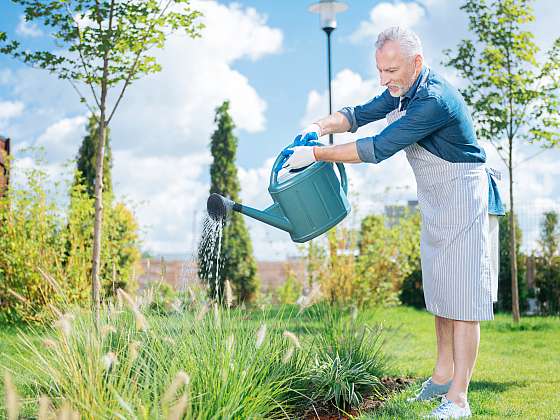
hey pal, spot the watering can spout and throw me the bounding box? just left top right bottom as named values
left=206, top=193, right=293, bottom=233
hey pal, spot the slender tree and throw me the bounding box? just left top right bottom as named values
left=75, top=114, right=112, bottom=198
left=0, top=1, right=203, bottom=323
left=444, top=0, right=560, bottom=322
left=198, top=101, right=259, bottom=304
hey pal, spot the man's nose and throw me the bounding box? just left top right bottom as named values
left=379, top=72, right=390, bottom=86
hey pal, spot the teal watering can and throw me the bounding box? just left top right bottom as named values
left=206, top=147, right=351, bottom=243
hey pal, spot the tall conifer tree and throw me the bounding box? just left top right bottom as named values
left=75, top=115, right=112, bottom=197
left=199, top=101, right=259, bottom=304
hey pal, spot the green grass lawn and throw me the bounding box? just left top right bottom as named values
left=0, top=305, right=558, bottom=419
left=360, top=306, right=560, bottom=419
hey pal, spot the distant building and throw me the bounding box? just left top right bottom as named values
left=384, top=199, right=418, bottom=227
left=136, top=258, right=306, bottom=295
left=0, top=136, right=10, bottom=196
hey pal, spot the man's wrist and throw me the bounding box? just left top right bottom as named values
left=312, top=146, right=320, bottom=161
left=313, top=122, right=324, bottom=137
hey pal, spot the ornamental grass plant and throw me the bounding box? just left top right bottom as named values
left=1, top=294, right=391, bottom=419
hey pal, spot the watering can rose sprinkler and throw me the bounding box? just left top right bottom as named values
left=206, top=134, right=351, bottom=243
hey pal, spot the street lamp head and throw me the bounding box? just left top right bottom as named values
left=308, top=0, right=348, bottom=32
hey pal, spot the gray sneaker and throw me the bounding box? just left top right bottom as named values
left=407, top=377, right=452, bottom=402
left=423, top=396, right=471, bottom=418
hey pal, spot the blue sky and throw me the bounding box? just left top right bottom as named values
left=1, top=0, right=559, bottom=260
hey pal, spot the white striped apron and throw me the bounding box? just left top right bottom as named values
left=387, top=98, right=496, bottom=321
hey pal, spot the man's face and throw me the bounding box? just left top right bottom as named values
left=376, top=40, right=422, bottom=97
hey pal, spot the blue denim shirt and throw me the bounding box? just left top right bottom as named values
left=339, top=66, right=505, bottom=216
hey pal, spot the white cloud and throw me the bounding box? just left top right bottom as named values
left=15, top=15, right=43, bottom=38
left=0, top=100, right=24, bottom=121
left=1, top=1, right=283, bottom=258
left=350, top=1, right=425, bottom=43
left=35, top=115, right=87, bottom=162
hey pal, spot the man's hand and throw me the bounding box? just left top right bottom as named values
left=282, top=145, right=317, bottom=171
left=299, top=123, right=322, bottom=144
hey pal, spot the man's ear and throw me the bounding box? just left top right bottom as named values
left=414, top=54, right=423, bottom=70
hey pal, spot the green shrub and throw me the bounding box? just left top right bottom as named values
left=0, top=157, right=140, bottom=323
left=399, top=268, right=425, bottom=309
left=356, top=212, right=421, bottom=307
left=276, top=268, right=303, bottom=305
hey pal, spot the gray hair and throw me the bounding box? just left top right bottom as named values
left=375, top=26, right=423, bottom=58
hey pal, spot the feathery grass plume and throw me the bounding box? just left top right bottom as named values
left=101, top=352, right=118, bottom=371
left=195, top=303, right=209, bottom=321
left=162, top=371, right=190, bottom=406
left=351, top=305, right=358, bottom=321
left=133, top=308, right=149, bottom=332
left=187, top=286, right=196, bottom=303
left=38, top=395, right=51, bottom=420
left=283, top=331, right=301, bottom=349
left=170, top=298, right=182, bottom=313
left=42, top=338, right=57, bottom=348
left=100, top=325, right=117, bottom=338
left=117, top=288, right=137, bottom=309
left=282, top=346, right=294, bottom=364
left=213, top=302, right=220, bottom=325
left=297, top=281, right=322, bottom=313
left=7, top=288, right=29, bottom=305
left=226, top=334, right=235, bottom=354
left=163, top=336, right=176, bottom=346
left=255, top=323, right=267, bottom=349
left=224, top=280, right=233, bottom=308
left=4, top=371, right=19, bottom=420
left=54, top=313, right=73, bottom=337
left=117, top=288, right=149, bottom=331
left=167, top=394, right=189, bottom=420
left=128, top=341, right=141, bottom=362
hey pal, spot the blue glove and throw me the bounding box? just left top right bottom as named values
left=273, top=132, right=322, bottom=175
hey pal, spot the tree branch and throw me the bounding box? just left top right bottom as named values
left=107, top=0, right=174, bottom=124
left=63, top=2, right=101, bottom=109
left=68, top=79, right=98, bottom=119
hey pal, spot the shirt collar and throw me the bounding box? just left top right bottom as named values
left=403, top=65, right=428, bottom=99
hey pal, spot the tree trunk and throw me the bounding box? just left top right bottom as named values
left=91, top=113, right=106, bottom=325
left=509, top=137, right=520, bottom=323
left=91, top=72, right=108, bottom=325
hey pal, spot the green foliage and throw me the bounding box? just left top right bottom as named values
left=75, top=114, right=112, bottom=198
left=356, top=212, right=421, bottom=307
left=198, top=101, right=259, bottom=304
left=444, top=0, right=560, bottom=148
left=535, top=211, right=560, bottom=314
left=0, top=0, right=204, bottom=318
left=0, top=165, right=76, bottom=323
left=444, top=0, right=560, bottom=320
left=298, top=211, right=421, bottom=308
left=0, top=158, right=140, bottom=323
left=276, top=268, right=303, bottom=305
left=497, top=212, right=527, bottom=312
left=0, top=1, right=203, bottom=93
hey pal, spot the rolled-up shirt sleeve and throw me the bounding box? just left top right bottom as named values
left=338, top=89, right=397, bottom=133
left=356, top=95, right=449, bottom=163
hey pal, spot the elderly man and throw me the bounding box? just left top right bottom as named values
left=282, top=27, right=504, bottom=419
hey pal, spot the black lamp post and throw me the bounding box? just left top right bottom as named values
left=309, top=0, right=348, bottom=145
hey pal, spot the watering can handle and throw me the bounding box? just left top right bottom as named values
left=269, top=148, right=348, bottom=195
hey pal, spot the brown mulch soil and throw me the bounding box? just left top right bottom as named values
left=302, top=376, right=416, bottom=420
